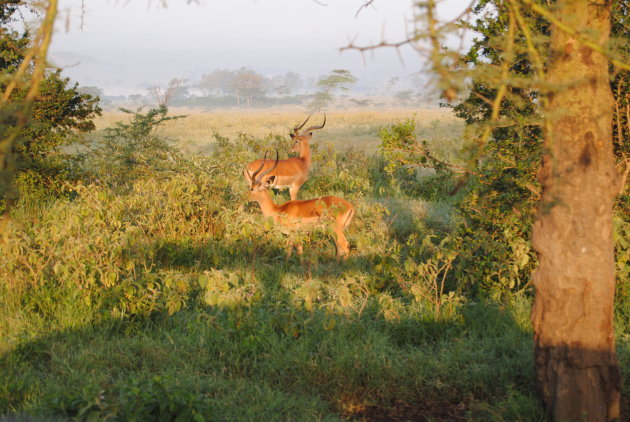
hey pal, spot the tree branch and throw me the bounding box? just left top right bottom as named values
left=355, top=0, right=376, bottom=18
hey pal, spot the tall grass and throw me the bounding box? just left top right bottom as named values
left=1, top=108, right=608, bottom=421
left=90, top=108, right=462, bottom=155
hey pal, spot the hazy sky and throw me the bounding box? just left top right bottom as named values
left=49, top=0, right=468, bottom=95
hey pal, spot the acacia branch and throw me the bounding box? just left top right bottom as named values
left=443, top=0, right=478, bottom=26
left=355, top=0, right=375, bottom=18
left=510, top=1, right=551, bottom=136
left=340, top=37, right=420, bottom=54
left=382, top=146, right=484, bottom=178
left=473, top=6, right=516, bottom=152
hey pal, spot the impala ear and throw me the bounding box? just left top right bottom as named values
left=290, top=133, right=295, bottom=139
left=266, top=175, right=277, bottom=186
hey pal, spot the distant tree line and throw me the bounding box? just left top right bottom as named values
left=80, top=68, right=436, bottom=110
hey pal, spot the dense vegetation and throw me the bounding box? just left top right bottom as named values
left=0, top=0, right=101, bottom=204
left=1, top=0, right=628, bottom=420
left=1, top=106, right=628, bottom=420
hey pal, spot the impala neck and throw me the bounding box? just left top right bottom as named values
left=298, top=143, right=311, bottom=169
left=251, top=190, right=280, bottom=218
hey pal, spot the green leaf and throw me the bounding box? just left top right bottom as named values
left=324, top=317, right=336, bottom=331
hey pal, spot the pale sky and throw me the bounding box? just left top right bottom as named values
left=48, top=0, right=469, bottom=95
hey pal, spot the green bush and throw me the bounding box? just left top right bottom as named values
left=0, top=126, right=556, bottom=421
left=90, top=106, right=185, bottom=186
left=377, top=116, right=536, bottom=300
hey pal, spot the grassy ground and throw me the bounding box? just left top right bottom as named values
left=1, top=108, right=626, bottom=421
left=92, top=107, right=462, bottom=155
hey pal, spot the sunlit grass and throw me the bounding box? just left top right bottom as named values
left=93, top=107, right=462, bottom=154
left=0, top=109, right=554, bottom=421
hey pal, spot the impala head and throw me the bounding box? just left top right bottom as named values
left=245, top=150, right=279, bottom=200
left=290, top=113, right=326, bottom=153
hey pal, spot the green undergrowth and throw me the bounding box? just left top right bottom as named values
left=0, top=116, right=600, bottom=421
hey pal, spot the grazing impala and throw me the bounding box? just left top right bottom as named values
left=246, top=151, right=354, bottom=259
left=243, top=114, right=326, bottom=200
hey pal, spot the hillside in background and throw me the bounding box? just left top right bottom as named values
left=49, top=48, right=434, bottom=103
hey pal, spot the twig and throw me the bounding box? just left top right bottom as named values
left=382, top=146, right=484, bottom=177
left=472, top=6, right=515, bottom=154
left=442, top=0, right=478, bottom=26
left=340, top=36, right=419, bottom=54
left=355, top=0, right=376, bottom=18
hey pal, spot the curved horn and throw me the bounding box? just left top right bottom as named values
left=254, top=150, right=280, bottom=184
left=249, top=150, right=268, bottom=182
left=302, top=114, right=326, bottom=134
left=293, top=113, right=312, bottom=134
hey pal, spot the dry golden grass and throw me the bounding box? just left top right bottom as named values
left=93, top=107, right=462, bottom=154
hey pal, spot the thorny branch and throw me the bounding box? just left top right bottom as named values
left=382, top=146, right=487, bottom=180
left=343, top=0, right=630, bottom=190
left=355, top=0, right=376, bottom=18
left=474, top=5, right=516, bottom=149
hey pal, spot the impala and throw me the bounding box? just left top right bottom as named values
left=243, top=114, right=325, bottom=201
left=246, top=151, right=354, bottom=259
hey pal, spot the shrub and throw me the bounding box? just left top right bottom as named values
left=90, top=106, right=185, bottom=186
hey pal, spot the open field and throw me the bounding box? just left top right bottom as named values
left=93, top=107, right=462, bottom=155
left=2, top=107, right=628, bottom=421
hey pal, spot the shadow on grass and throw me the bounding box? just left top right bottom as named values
left=0, top=269, right=546, bottom=422
left=0, top=207, right=550, bottom=421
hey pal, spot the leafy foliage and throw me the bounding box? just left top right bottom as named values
left=0, top=1, right=101, bottom=201
left=90, top=106, right=184, bottom=186
left=610, top=0, right=630, bottom=304
left=309, top=69, right=357, bottom=111
left=0, top=120, right=550, bottom=420
left=445, top=1, right=545, bottom=298
left=375, top=1, right=628, bottom=302
left=316, top=69, right=357, bottom=93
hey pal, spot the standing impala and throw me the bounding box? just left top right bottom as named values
left=243, top=114, right=326, bottom=200
left=246, top=151, right=354, bottom=259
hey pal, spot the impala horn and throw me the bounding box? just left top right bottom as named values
left=252, top=150, right=280, bottom=185
left=302, top=113, right=326, bottom=134
left=248, top=150, right=268, bottom=184
left=292, top=113, right=312, bottom=135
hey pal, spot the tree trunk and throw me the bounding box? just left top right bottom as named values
left=531, top=0, right=621, bottom=421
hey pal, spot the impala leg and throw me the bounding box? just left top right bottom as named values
left=334, top=208, right=354, bottom=259
left=284, top=237, right=303, bottom=259
left=289, top=183, right=300, bottom=201
left=333, top=228, right=350, bottom=259
left=285, top=237, right=294, bottom=258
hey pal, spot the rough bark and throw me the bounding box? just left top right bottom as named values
left=531, top=0, right=621, bottom=421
